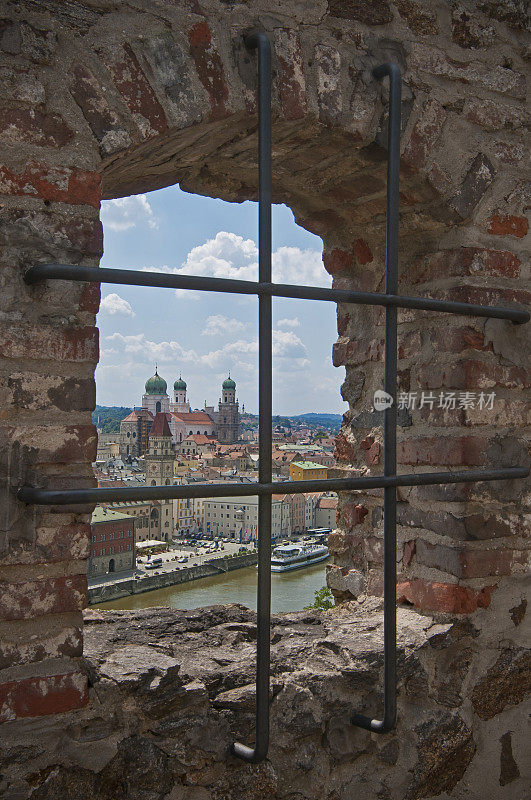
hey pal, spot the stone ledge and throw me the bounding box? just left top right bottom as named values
left=0, top=598, right=529, bottom=800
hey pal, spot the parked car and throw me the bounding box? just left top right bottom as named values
left=145, top=557, right=163, bottom=570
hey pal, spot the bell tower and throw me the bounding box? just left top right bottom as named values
left=217, top=375, right=240, bottom=444
left=171, top=375, right=190, bottom=413
left=145, top=413, right=174, bottom=540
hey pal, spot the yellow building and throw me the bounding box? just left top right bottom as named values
left=289, top=461, right=328, bottom=481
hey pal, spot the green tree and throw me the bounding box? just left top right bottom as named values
left=305, top=586, right=334, bottom=611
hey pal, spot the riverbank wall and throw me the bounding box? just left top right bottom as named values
left=88, top=552, right=258, bottom=604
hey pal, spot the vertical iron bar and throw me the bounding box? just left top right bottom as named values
left=231, top=31, right=272, bottom=763
left=352, top=62, right=401, bottom=733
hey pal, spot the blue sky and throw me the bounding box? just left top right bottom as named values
left=96, top=185, right=346, bottom=415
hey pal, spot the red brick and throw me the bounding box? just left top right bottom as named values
left=403, top=539, right=416, bottom=567
left=275, top=29, right=307, bottom=120
left=109, top=44, right=167, bottom=135
left=397, top=579, right=495, bottom=613
left=78, top=282, right=101, bottom=314
left=361, top=435, right=381, bottom=466
left=0, top=106, right=73, bottom=147
left=0, top=161, right=100, bottom=208
left=341, top=502, right=368, bottom=529
left=367, top=568, right=384, bottom=596
left=487, top=214, right=528, bottom=238
left=416, top=540, right=527, bottom=578
left=337, top=312, right=350, bottom=336
left=364, top=536, right=383, bottom=562
left=398, top=330, right=422, bottom=359
left=334, top=433, right=355, bottom=463
left=429, top=325, right=493, bottom=354
left=0, top=323, right=98, bottom=362
left=332, top=338, right=383, bottom=366
left=398, top=436, right=488, bottom=466
left=460, top=548, right=527, bottom=578
left=403, top=100, right=446, bottom=172
left=70, top=63, right=123, bottom=144
left=0, top=671, right=87, bottom=721
left=465, top=99, right=525, bottom=131
left=2, top=207, right=102, bottom=258
left=188, top=22, right=228, bottom=121
left=0, top=574, right=87, bottom=621
left=417, top=359, right=530, bottom=390
left=410, top=248, right=521, bottom=283
left=323, top=248, right=354, bottom=275
left=0, top=422, right=97, bottom=465
left=352, top=238, right=373, bottom=265
left=431, top=286, right=531, bottom=311
left=1, top=522, right=91, bottom=566
left=0, top=622, right=83, bottom=670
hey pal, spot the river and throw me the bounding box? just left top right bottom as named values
left=95, top=562, right=328, bottom=613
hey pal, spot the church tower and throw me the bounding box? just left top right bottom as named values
left=217, top=375, right=240, bottom=444
left=170, top=375, right=190, bottom=414
left=145, top=413, right=174, bottom=540
left=142, top=367, right=169, bottom=416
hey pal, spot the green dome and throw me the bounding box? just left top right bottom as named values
left=145, top=370, right=167, bottom=395
left=174, top=376, right=187, bottom=391
left=222, top=376, right=236, bottom=390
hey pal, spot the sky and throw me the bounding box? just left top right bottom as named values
left=96, top=185, right=346, bottom=416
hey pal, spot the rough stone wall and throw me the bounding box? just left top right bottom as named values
left=0, top=0, right=528, bottom=785
left=2, top=597, right=529, bottom=799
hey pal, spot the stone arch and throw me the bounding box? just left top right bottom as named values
left=1, top=0, right=528, bottom=755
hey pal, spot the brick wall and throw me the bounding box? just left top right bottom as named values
left=0, top=0, right=528, bottom=737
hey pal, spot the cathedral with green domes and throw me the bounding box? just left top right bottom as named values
left=119, top=367, right=240, bottom=457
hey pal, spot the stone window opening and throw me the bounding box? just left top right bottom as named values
left=2, top=6, right=529, bottom=797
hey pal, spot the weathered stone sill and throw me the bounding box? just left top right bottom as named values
left=1, top=596, right=528, bottom=800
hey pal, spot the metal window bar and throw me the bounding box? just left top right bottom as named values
left=16, top=33, right=529, bottom=763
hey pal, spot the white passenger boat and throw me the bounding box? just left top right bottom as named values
left=270, top=543, right=329, bottom=573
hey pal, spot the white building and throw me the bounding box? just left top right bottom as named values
left=304, top=493, right=322, bottom=530
left=203, top=495, right=285, bottom=541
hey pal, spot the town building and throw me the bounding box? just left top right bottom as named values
left=289, top=461, right=328, bottom=481
left=144, top=412, right=174, bottom=540
left=105, top=499, right=163, bottom=543
left=120, top=408, right=154, bottom=458
left=88, top=507, right=135, bottom=577
left=315, top=494, right=338, bottom=529
left=119, top=370, right=241, bottom=457
left=203, top=495, right=286, bottom=541
left=285, top=493, right=306, bottom=535
left=304, top=493, right=322, bottom=530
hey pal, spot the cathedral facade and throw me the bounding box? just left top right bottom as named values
left=120, top=369, right=241, bottom=457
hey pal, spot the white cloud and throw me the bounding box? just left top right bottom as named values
left=272, top=246, right=329, bottom=287
left=277, top=317, right=300, bottom=329
left=106, top=332, right=197, bottom=364
left=101, top=194, right=158, bottom=232
left=142, top=231, right=328, bottom=289
left=198, top=329, right=308, bottom=373
left=203, top=314, right=246, bottom=336
left=100, top=293, right=135, bottom=317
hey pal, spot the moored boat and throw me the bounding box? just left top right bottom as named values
left=270, top=542, right=329, bottom=573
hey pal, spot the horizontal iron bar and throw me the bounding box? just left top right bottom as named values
left=24, top=263, right=529, bottom=324
left=17, top=467, right=528, bottom=505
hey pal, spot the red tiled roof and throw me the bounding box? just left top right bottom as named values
left=319, top=498, right=338, bottom=509
left=185, top=434, right=216, bottom=444
left=173, top=411, right=215, bottom=424
left=122, top=408, right=154, bottom=423
left=149, top=412, right=173, bottom=437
